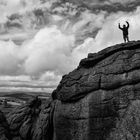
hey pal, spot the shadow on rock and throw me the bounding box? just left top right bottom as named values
left=7, top=96, right=55, bottom=140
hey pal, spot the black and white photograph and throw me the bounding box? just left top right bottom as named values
left=0, top=0, right=140, bottom=140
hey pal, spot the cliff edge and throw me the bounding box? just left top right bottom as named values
left=52, top=41, right=140, bottom=140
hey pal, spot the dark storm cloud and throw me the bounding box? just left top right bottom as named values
left=89, top=1, right=140, bottom=12
left=61, top=0, right=140, bottom=12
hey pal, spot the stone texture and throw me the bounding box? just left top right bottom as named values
left=0, top=111, right=11, bottom=140
left=52, top=41, right=140, bottom=140
left=7, top=97, right=54, bottom=140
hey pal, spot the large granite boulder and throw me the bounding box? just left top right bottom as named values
left=7, top=97, right=54, bottom=140
left=52, top=41, right=140, bottom=140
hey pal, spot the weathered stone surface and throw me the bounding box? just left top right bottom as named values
left=0, top=111, right=11, bottom=140
left=52, top=41, right=140, bottom=140
left=53, top=41, right=140, bottom=102
left=7, top=97, right=54, bottom=140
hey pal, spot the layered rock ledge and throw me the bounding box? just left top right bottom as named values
left=52, top=41, right=140, bottom=140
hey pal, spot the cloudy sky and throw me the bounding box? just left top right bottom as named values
left=0, top=0, right=140, bottom=93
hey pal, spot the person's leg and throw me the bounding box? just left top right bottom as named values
left=123, top=35, right=126, bottom=43
left=127, top=35, right=130, bottom=42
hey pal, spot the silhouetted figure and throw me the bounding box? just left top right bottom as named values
left=118, top=21, right=130, bottom=43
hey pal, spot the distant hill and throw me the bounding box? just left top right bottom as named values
left=0, top=91, right=50, bottom=100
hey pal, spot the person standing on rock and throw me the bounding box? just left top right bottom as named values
left=118, top=21, right=130, bottom=43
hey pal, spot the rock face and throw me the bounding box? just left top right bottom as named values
left=52, top=41, right=140, bottom=140
left=1, top=41, right=140, bottom=140
left=0, top=111, right=11, bottom=140
left=7, top=97, right=54, bottom=140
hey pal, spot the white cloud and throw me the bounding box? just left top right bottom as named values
left=0, top=40, right=21, bottom=75
left=0, top=75, right=31, bottom=81
left=22, top=26, right=75, bottom=75
left=0, top=26, right=75, bottom=82
left=39, top=71, right=61, bottom=87
left=0, top=0, right=21, bottom=22
left=0, top=0, right=42, bottom=23
left=72, top=6, right=140, bottom=62
left=0, top=2, right=140, bottom=90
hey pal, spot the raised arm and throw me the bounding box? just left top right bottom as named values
left=126, top=21, right=129, bottom=28
left=118, top=23, right=122, bottom=30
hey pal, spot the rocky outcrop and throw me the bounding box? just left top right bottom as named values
left=0, top=111, right=11, bottom=140
left=52, top=41, right=140, bottom=140
left=7, top=97, right=54, bottom=140
left=1, top=41, right=140, bottom=140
